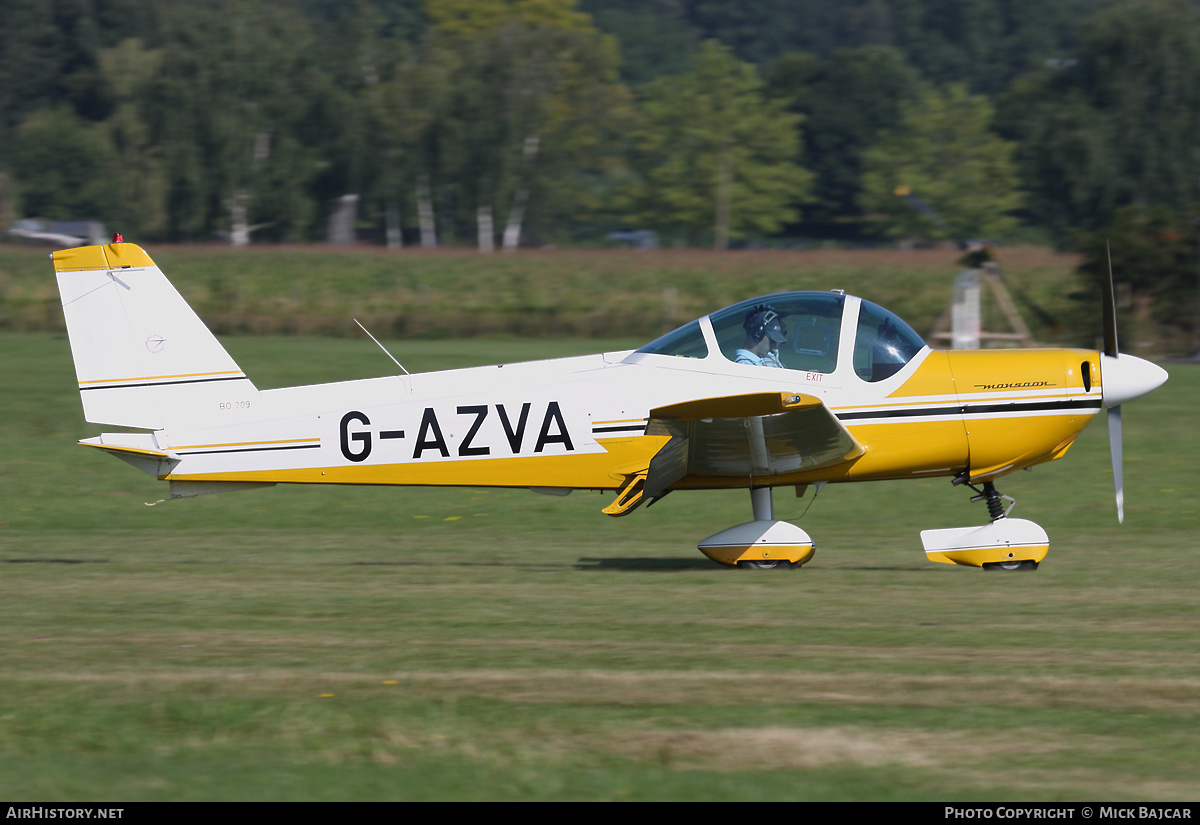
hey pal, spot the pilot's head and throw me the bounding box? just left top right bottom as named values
left=743, top=305, right=787, bottom=354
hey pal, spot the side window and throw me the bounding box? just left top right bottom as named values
left=854, top=301, right=926, bottom=382
left=635, top=320, right=708, bottom=359
left=711, top=293, right=844, bottom=373
left=787, top=314, right=841, bottom=373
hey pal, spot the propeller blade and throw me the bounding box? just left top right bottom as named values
left=1103, top=240, right=1119, bottom=358
left=1108, top=404, right=1124, bottom=524
left=1104, top=240, right=1124, bottom=522
left=1099, top=244, right=1168, bottom=522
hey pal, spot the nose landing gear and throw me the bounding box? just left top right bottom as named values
left=920, top=479, right=1047, bottom=570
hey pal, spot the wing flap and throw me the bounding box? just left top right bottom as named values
left=644, top=392, right=863, bottom=493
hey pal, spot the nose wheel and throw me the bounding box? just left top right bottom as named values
left=920, top=478, right=1048, bottom=569
left=987, top=559, right=1039, bottom=571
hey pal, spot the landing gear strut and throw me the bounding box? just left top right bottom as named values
left=971, top=481, right=1012, bottom=521
left=919, top=478, right=1048, bottom=570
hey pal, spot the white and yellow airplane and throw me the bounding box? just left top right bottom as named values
left=51, top=240, right=1168, bottom=570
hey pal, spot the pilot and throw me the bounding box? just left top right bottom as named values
left=735, top=305, right=787, bottom=368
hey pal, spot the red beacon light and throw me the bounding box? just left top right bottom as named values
left=112, top=233, right=124, bottom=244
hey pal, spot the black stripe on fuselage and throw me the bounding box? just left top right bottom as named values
left=80, top=376, right=248, bottom=391
left=836, top=398, right=1102, bottom=422
left=593, top=424, right=648, bottom=434
left=176, top=444, right=321, bottom=456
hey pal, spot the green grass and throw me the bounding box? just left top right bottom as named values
left=1, top=332, right=1198, bottom=800
left=0, top=243, right=1087, bottom=345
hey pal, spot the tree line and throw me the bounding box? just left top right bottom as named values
left=4, top=0, right=1200, bottom=266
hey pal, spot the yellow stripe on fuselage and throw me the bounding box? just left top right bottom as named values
left=172, top=438, right=320, bottom=451
left=79, top=370, right=245, bottom=386
left=167, top=435, right=673, bottom=489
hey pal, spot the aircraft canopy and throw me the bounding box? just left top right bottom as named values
left=636, top=291, right=926, bottom=382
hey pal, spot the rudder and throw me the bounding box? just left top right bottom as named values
left=53, top=242, right=256, bottom=430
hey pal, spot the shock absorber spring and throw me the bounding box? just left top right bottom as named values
left=970, top=481, right=1009, bottom=522
left=983, top=482, right=1005, bottom=521
left=986, top=495, right=1005, bottom=520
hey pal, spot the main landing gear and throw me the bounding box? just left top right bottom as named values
left=697, top=486, right=815, bottom=570
left=919, top=479, right=1048, bottom=570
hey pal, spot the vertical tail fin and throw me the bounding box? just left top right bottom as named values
left=53, top=242, right=256, bottom=430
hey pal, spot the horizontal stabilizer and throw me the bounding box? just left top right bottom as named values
left=79, top=434, right=179, bottom=478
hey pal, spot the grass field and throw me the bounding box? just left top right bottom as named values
left=1, top=243, right=1090, bottom=346
left=1, top=331, right=1198, bottom=801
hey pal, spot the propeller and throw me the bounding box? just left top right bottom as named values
left=1099, top=242, right=1169, bottom=523
left=1104, top=243, right=1123, bottom=523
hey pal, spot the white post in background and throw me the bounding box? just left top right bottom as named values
left=385, top=202, right=402, bottom=249
left=951, top=269, right=982, bottom=349
left=328, top=194, right=359, bottom=245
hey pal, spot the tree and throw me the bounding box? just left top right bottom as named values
left=0, top=0, right=67, bottom=154
left=859, top=83, right=1023, bottom=243
left=12, top=107, right=114, bottom=222
left=372, top=40, right=456, bottom=247
left=1075, top=204, right=1200, bottom=351
left=149, top=1, right=328, bottom=242
left=428, top=0, right=629, bottom=250
left=581, top=1, right=701, bottom=86
left=0, top=0, right=163, bottom=232
left=655, top=0, right=1110, bottom=97
left=768, top=46, right=921, bottom=226
left=97, top=38, right=169, bottom=237
left=624, top=40, right=811, bottom=247
left=1000, top=0, right=1200, bottom=241
left=427, top=0, right=596, bottom=37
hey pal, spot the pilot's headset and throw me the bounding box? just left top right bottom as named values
left=744, top=305, right=788, bottom=345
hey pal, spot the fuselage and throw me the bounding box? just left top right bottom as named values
left=156, top=294, right=1106, bottom=492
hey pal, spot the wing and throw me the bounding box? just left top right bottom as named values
left=642, top=391, right=864, bottom=498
